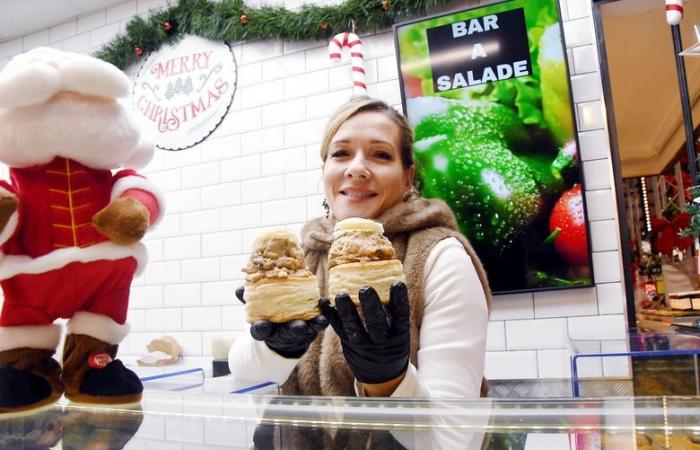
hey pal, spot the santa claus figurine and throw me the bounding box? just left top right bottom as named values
left=0, top=47, right=163, bottom=413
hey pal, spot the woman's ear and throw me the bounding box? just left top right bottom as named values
left=405, top=165, right=416, bottom=190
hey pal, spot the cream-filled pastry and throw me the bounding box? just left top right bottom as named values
left=242, top=228, right=320, bottom=323
left=328, top=218, right=405, bottom=306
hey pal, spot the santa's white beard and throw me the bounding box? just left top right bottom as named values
left=0, top=97, right=143, bottom=169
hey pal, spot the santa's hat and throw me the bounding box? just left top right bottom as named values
left=0, top=47, right=130, bottom=108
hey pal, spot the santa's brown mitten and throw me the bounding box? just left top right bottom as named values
left=0, top=194, right=18, bottom=233
left=92, top=197, right=149, bottom=245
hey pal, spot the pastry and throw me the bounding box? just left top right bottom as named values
left=242, top=228, right=320, bottom=323
left=328, top=218, right=405, bottom=306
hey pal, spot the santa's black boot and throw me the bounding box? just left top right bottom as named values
left=62, top=334, right=142, bottom=405
left=0, top=347, right=63, bottom=414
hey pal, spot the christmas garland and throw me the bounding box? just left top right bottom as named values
left=96, top=0, right=453, bottom=69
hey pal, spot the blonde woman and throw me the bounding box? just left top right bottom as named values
left=230, top=97, right=490, bottom=399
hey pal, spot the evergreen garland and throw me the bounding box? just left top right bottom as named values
left=96, top=0, right=453, bottom=69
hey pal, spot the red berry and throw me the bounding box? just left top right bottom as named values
left=549, top=184, right=589, bottom=266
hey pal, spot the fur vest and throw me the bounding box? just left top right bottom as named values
left=281, top=195, right=492, bottom=396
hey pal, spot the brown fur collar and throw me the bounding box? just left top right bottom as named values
left=285, top=195, right=492, bottom=397
left=302, top=194, right=459, bottom=252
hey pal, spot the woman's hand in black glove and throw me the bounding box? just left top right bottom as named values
left=318, top=281, right=410, bottom=387
left=236, top=286, right=328, bottom=359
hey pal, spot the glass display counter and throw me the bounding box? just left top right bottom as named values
left=570, top=331, right=700, bottom=397
left=1, top=389, right=699, bottom=449
left=128, top=363, right=280, bottom=394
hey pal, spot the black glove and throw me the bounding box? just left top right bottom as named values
left=235, top=286, right=328, bottom=359
left=319, top=281, right=410, bottom=385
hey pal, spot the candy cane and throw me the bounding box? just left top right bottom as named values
left=666, top=0, right=683, bottom=25
left=328, top=32, right=367, bottom=96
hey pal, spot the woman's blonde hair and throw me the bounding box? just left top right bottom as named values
left=319, top=97, right=414, bottom=169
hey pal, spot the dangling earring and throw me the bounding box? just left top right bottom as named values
left=322, top=199, right=330, bottom=218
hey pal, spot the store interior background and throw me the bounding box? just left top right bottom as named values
left=2, top=0, right=687, bottom=392
left=599, top=0, right=700, bottom=321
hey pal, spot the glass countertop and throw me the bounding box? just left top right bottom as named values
left=568, top=330, right=700, bottom=397
left=570, top=330, right=700, bottom=355
left=1, top=390, right=699, bottom=449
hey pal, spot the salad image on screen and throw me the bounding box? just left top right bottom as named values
left=396, top=0, right=593, bottom=293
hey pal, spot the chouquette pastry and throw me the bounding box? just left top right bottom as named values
left=328, top=217, right=406, bottom=306
left=242, top=228, right=320, bottom=323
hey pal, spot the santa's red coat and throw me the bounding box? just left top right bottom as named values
left=0, top=156, right=161, bottom=326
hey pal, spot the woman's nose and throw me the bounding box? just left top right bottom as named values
left=345, top=154, right=370, bottom=179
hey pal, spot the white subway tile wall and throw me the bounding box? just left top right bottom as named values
left=490, top=292, right=535, bottom=321
left=164, top=283, right=202, bottom=308
left=0, top=39, right=22, bottom=59
left=572, top=45, right=597, bottom=74
left=577, top=100, right=605, bottom=131
left=578, top=129, right=608, bottom=161
left=567, top=0, right=592, bottom=19
left=106, top=1, right=138, bottom=23
left=0, top=0, right=628, bottom=380
left=568, top=314, right=627, bottom=340
left=486, top=321, right=506, bottom=351
left=563, top=17, right=593, bottom=47
left=585, top=189, right=616, bottom=221
left=583, top=158, right=612, bottom=190
left=49, top=21, right=78, bottom=43
left=589, top=219, right=619, bottom=252
left=566, top=48, right=575, bottom=74
left=592, top=251, right=623, bottom=283
left=537, top=349, right=573, bottom=378
left=534, top=288, right=598, bottom=318
left=485, top=351, right=538, bottom=379
left=571, top=73, right=602, bottom=103
left=76, top=11, right=107, bottom=35
left=90, top=22, right=122, bottom=49
left=596, top=282, right=626, bottom=315
left=601, top=340, right=632, bottom=377
left=506, top=318, right=569, bottom=350
left=22, top=30, right=50, bottom=50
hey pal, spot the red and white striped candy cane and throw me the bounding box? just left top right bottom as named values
left=666, top=0, right=683, bottom=25
left=328, top=32, right=367, bottom=96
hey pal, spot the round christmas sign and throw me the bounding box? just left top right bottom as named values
left=133, top=35, right=237, bottom=150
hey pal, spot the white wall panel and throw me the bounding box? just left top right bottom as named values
left=1, top=0, right=628, bottom=380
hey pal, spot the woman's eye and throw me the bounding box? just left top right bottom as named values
left=374, top=151, right=393, bottom=160
left=331, top=150, right=349, bottom=158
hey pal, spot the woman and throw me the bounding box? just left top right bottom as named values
left=229, top=97, right=490, bottom=399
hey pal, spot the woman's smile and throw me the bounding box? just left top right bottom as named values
left=339, top=188, right=378, bottom=201
left=323, top=111, right=413, bottom=220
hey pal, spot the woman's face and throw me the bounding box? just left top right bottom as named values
left=323, top=111, right=414, bottom=220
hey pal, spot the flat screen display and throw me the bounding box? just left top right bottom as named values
left=395, top=0, right=594, bottom=293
